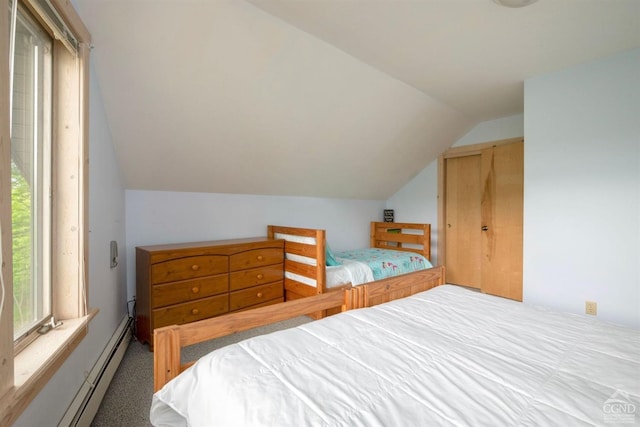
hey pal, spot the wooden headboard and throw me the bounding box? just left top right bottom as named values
left=370, top=222, right=431, bottom=260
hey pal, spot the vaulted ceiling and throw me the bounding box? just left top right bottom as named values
left=76, top=0, right=639, bottom=199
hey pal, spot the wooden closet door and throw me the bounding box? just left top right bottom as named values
left=480, top=142, right=524, bottom=301
left=445, top=155, right=482, bottom=288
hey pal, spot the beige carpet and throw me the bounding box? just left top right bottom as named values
left=91, top=316, right=312, bottom=427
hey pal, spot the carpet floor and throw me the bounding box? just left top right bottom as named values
left=91, top=316, right=312, bottom=427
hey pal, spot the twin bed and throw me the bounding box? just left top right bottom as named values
left=148, top=224, right=640, bottom=426
left=267, top=222, right=431, bottom=317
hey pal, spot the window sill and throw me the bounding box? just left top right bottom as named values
left=0, top=307, right=98, bottom=426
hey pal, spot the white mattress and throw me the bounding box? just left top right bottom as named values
left=150, top=285, right=640, bottom=426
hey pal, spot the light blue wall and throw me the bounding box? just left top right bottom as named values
left=524, top=48, right=640, bottom=328
left=125, top=191, right=384, bottom=299
left=124, top=112, right=525, bottom=293
left=387, top=114, right=525, bottom=264
left=390, top=49, right=640, bottom=328
left=15, top=61, right=128, bottom=426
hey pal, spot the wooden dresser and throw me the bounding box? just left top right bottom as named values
left=135, top=237, right=284, bottom=350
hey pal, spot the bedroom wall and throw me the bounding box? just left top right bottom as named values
left=125, top=191, right=385, bottom=300
left=390, top=49, right=639, bottom=328
left=14, top=62, right=128, bottom=425
left=523, top=48, right=640, bottom=328
left=386, top=114, right=525, bottom=265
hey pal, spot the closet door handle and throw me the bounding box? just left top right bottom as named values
left=481, top=226, right=488, bottom=231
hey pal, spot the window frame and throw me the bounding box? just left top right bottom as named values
left=0, top=0, right=92, bottom=424
left=11, top=0, right=55, bottom=347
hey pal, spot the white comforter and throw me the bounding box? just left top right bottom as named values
left=151, top=285, right=640, bottom=426
left=326, top=258, right=374, bottom=288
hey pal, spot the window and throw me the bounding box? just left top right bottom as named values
left=11, top=1, right=53, bottom=345
left=0, top=0, right=91, bottom=424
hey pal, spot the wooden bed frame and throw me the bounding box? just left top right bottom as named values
left=153, top=265, right=445, bottom=391
left=266, top=221, right=431, bottom=304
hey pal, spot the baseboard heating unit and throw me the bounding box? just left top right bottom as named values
left=58, top=315, right=133, bottom=427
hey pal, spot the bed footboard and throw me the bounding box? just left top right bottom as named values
left=154, top=290, right=346, bottom=391
left=153, top=266, right=445, bottom=392
left=267, top=225, right=327, bottom=297
left=348, top=266, right=445, bottom=309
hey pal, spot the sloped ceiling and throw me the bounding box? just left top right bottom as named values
left=76, top=0, right=639, bottom=200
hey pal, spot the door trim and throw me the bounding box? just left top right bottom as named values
left=437, top=137, right=523, bottom=268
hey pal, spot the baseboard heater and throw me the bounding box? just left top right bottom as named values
left=58, top=314, right=133, bottom=427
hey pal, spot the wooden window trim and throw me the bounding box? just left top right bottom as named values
left=0, top=309, right=98, bottom=426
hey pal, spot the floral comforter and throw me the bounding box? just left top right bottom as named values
left=335, top=248, right=432, bottom=281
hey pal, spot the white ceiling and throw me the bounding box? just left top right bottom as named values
left=248, top=0, right=640, bottom=121
left=77, top=0, right=639, bottom=199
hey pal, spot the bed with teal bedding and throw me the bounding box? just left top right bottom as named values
left=335, top=248, right=433, bottom=280
left=267, top=222, right=432, bottom=317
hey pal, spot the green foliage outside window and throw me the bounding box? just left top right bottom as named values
left=11, top=159, right=33, bottom=333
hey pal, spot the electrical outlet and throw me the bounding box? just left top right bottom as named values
left=585, top=301, right=597, bottom=316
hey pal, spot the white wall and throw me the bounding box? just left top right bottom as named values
left=15, top=62, right=128, bottom=425
left=452, top=114, right=525, bottom=148
left=391, top=49, right=640, bottom=328
left=387, top=114, right=524, bottom=264
left=125, top=191, right=384, bottom=299
left=524, top=48, right=639, bottom=328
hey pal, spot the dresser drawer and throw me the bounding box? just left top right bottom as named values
left=151, top=255, right=228, bottom=284
left=152, top=275, right=229, bottom=308
left=229, top=265, right=283, bottom=291
left=153, top=294, right=229, bottom=329
left=230, top=281, right=283, bottom=311
left=136, top=237, right=284, bottom=349
left=230, top=248, right=283, bottom=271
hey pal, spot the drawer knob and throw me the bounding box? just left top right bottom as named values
left=257, top=274, right=264, bottom=280
left=191, top=308, right=199, bottom=315
left=192, top=287, right=199, bottom=294
left=257, top=255, right=264, bottom=261
left=257, top=292, right=263, bottom=298
left=191, top=264, right=200, bottom=271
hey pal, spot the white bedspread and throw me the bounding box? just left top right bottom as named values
left=150, top=285, right=640, bottom=427
left=284, top=258, right=374, bottom=289
left=326, top=258, right=375, bottom=288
